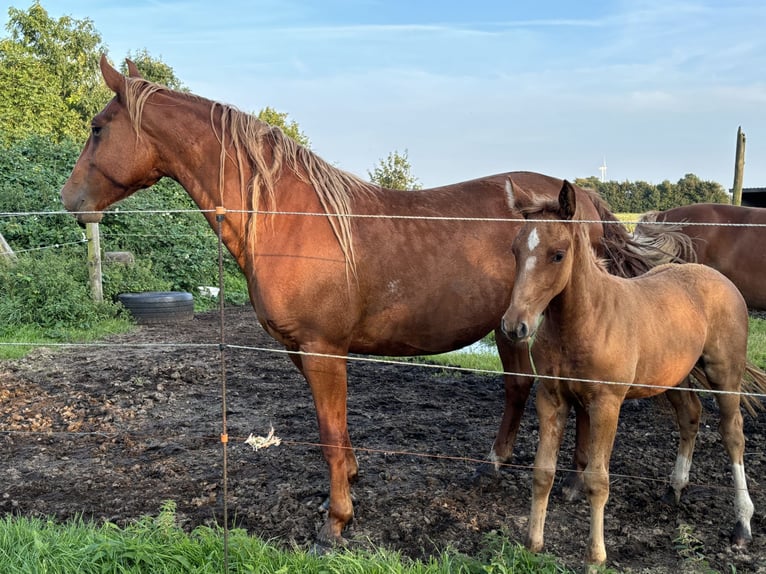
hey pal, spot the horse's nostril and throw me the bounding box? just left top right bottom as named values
left=515, top=322, right=529, bottom=340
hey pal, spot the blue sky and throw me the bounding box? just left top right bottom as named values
left=11, top=1, right=766, bottom=189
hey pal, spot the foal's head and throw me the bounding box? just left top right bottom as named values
left=501, top=179, right=578, bottom=342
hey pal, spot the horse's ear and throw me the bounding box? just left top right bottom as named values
left=100, top=54, right=125, bottom=94
left=559, top=180, right=577, bottom=220
left=125, top=59, right=143, bottom=78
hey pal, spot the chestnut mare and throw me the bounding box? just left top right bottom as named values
left=501, top=179, right=759, bottom=567
left=633, top=203, right=766, bottom=309
left=60, top=56, right=653, bottom=547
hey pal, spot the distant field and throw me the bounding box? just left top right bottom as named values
left=616, top=212, right=641, bottom=231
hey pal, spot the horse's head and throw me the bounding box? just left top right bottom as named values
left=501, top=179, right=576, bottom=342
left=60, top=55, right=164, bottom=223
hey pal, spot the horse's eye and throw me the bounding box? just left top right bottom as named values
left=91, top=125, right=102, bottom=137
left=551, top=251, right=565, bottom=263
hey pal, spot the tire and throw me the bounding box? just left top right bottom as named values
left=117, top=291, right=194, bottom=324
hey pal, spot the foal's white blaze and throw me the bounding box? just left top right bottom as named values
left=732, top=463, right=754, bottom=527
left=527, top=227, right=540, bottom=252
left=521, top=227, right=540, bottom=274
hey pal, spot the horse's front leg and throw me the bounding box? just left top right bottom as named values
left=290, top=352, right=358, bottom=485
left=296, top=350, right=356, bottom=547
left=490, top=332, right=534, bottom=469
left=526, top=382, right=569, bottom=553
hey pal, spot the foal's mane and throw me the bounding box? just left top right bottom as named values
left=123, top=76, right=377, bottom=277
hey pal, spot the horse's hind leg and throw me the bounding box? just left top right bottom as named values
left=663, top=387, right=701, bottom=504
left=705, top=356, right=754, bottom=547
left=489, top=332, right=533, bottom=470
left=714, top=389, right=753, bottom=547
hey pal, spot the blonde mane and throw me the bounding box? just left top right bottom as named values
left=123, top=76, right=377, bottom=278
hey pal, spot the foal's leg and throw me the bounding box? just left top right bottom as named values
left=582, top=395, right=622, bottom=566
left=663, top=388, right=701, bottom=504
left=297, top=350, right=356, bottom=547
left=290, top=352, right=358, bottom=483
left=490, top=332, right=534, bottom=468
left=526, top=383, right=569, bottom=553
left=713, top=388, right=753, bottom=547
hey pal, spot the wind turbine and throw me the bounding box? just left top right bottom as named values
left=599, top=157, right=608, bottom=182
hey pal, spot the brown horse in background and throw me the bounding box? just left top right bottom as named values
left=633, top=203, right=766, bottom=309
left=502, top=180, right=758, bottom=567
left=60, top=56, right=653, bottom=547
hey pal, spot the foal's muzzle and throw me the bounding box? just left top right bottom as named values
left=501, top=318, right=530, bottom=342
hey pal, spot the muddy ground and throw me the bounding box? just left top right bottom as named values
left=1, top=306, right=765, bottom=572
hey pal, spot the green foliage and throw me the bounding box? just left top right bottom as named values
left=0, top=249, right=121, bottom=335
left=257, top=106, right=311, bottom=146
left=368, top=149, right=422, bottom=190
left=575, top=174, right=729, bottom=212
left=98, top=178, right=234, bottom=294
left=0, top=2, right=110, bottom=142
left=0, top=134, right=83, bottom=249
left=102, top=258, right=172, bottom=301
left=122, top=48, right=188, bottom=91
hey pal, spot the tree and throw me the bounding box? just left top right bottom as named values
left=0, top=2, right=110, bottom=141
left=368, top=149, right=422, bottom=190
left=0, top=40, right=81, bottom=142
left=122, top=48, right=188, bottom=91
left=575, top=175, right=729, bottom=213
left=256, top=106, right=310, bottom=147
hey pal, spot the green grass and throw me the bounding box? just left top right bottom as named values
left=747, top=317, right=766, bottom=370
left=0, top=318, right=134, bottom=360
left=0, top=502, right=578, bottom=574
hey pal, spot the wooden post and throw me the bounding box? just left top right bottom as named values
left=732, top=126, right=746, bottom=206
left=86, top=222, right=103, bottom=302
left=0, top=231, right=16, bottom=264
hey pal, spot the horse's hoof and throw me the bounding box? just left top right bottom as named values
left=730, top=521, right=752, bottom=548
left=660, top=486, right=680, bottom=506
left=308, top=542, right=333, bottom=556
left=472, top=462, right=499, bottom=484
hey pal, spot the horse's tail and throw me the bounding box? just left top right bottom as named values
left=629, top=211, right=698, bottom=266
left=690, top=363, right=766, bottom=417
left=587, top=195, right=667, bottom=278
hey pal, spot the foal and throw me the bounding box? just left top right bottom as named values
left=501, top=179, right=754, bottom=567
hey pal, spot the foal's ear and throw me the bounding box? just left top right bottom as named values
left=100, top=54, right=126, bottom=94
left=505, top=178, right=517, bottom=210
left=505, top=178, right=529, bottom=211
left=559, top=180, right=577, bottom=220
left=125, top=59, right=143, bottom=79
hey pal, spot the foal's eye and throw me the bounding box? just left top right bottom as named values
left=551, top=250, right=565, bottom=263
left=91, top=125, right=102, bottom=137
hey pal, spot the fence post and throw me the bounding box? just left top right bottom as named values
left=732, top=126, right=746, bottom=206
left=86, top=222, right=103, bottom=302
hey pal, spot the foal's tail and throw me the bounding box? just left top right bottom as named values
left=629, top=211, right=698, bottom=266
left=690, top=363, right=766, bottom=417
